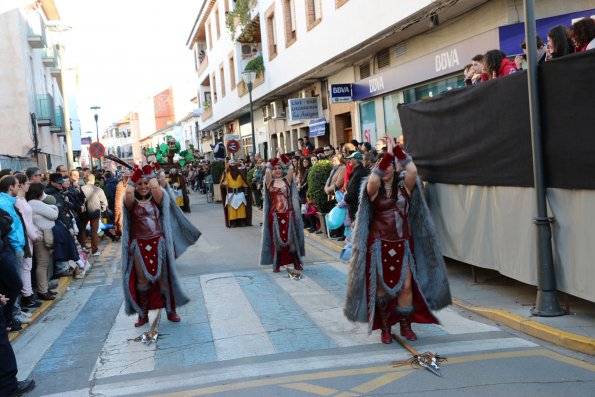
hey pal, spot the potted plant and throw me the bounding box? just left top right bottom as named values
left=225, top=0, right=258, bottom=41
left=307, top=160, right=333, bottom=235
left=211, top=160, right=226, bottom=202
left=244, top=55, right=264, bottom=78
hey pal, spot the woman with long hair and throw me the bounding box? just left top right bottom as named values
left=260, top=147, right=305, bottom=273
left=570, top=17, right=595, bottom=52
left=344, top=135, right=451, bottom=344
left=547, top=25, right=574, bottom=59
left=26, top=183, right=58, bottom=300
left=481, top=49, right=516, bottom=80
left=297, top=156, right=312, bottom=203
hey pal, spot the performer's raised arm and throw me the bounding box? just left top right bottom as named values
left=277, top=147, right=293, bottom=184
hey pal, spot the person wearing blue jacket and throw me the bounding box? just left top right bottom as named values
left=0, top=176, right=25, bottom=255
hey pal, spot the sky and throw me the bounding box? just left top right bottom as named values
left=55, top=0, right=200, bottom=133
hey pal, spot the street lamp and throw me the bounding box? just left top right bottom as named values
left=90, top=106, right=102, bottom=169
left=242, top=69, right=257, bottom=157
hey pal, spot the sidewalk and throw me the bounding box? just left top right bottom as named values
left=7, top=240, right=113, bottom=343
left=304, top=229, right=595, bottom=356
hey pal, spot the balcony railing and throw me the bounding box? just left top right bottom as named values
left=237, top=73, right=265, bottom=97
left=25, top=11, right=46, bottom=49
left=197, top=54, right=209, bottom=77
left=50, top=105, right=64, bottom=133
left=201, top=106, right=213, bottom=122
left=42, top=45, right=57, bottom=67
left=36, top=94, right=55, bottom=126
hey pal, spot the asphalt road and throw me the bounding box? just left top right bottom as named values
left=11, top=193, right=595, bottom=397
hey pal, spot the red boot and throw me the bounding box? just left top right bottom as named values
left=134, top=287, right=150, bottom=327
left=398, top=308, right=417, bottom=341
left=167, top=311, right=181, bottom=322
left=376, top=297, right=393, bottom=344
left=291, top=252, right=303, bottom=271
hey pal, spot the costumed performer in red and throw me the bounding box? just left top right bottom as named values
left=344, top=135, right=451, bottom=344
left=259, top=147, right=305, bottom=272
left=122, top=162, right=201, bottom=327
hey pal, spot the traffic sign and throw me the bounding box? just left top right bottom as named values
left=226, top=139, right=241, bottom=154
left=89, top=142, right=105, bottom=159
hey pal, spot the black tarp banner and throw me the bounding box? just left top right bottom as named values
left=398, top=50, right=595, bottom=189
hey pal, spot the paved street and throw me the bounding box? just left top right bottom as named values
left=11, top=194, right=595, bottom=397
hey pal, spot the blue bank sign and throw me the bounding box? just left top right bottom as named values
left=330, top=84, right=352, bottom=103
left=308, top=118, right=327, bottom=137
left=288, top=97, right=322, bottom=122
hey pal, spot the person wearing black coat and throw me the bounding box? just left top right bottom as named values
left=340, top=151, right=368, bottom=223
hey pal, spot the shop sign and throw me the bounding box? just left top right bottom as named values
left=330, top=84, right=353, bottom=103
left=499, top=9, right=595, bottom=56
left=308, top=118, right=327, bottom=137
left=288, top=97, right=322, bottom=121
left=352, top=29, right=499, bottom=101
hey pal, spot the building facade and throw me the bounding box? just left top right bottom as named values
left=186, top=0, right=595, bottom=156
left=0, top=0, right=78, bottom=171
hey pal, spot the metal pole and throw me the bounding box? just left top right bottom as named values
left=523, top=0, right=564, bottom=316
left=94, top=113, right=102, bottom=169
left=248, top=81, right=256, bottom=157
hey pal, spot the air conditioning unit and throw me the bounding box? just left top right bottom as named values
left=241, top=44, right=252, bottom=56
left=271, top=100, right=285, bottom=118
left=263, top=105, right=271, bottom=120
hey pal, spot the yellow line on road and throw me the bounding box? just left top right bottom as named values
left=151, top=348, right=594, bottom=397
left=351, top=371, right=413, bottom=394
left=281, top=382, right=337, bottom=396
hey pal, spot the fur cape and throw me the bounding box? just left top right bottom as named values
left=343, top=177, right=451, bottom=329
left=259, top=177, right=305, bottom=265
left=121, top=185, right=201, bottom=316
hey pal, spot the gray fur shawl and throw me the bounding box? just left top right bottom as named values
left=344, top=177, right=451, bottom=325
left=259, top=178, right=305, bottom=265
left=121, top=186, right=201, bottom=315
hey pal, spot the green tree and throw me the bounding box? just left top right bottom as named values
left=307, top=160, right=333, bottom=213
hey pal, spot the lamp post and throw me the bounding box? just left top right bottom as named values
left=523, top=0, right=563, bottom=317
left=242, top=69, right=257, bottom=157
left=90, top=106, right=102, bottom=169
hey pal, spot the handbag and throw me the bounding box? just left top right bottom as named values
left=43, top=228, right=54, bottom=248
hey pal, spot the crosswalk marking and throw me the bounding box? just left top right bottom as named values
left=201, top=272, right=276, bottom=360
left=92, top=303, right=157, bottom=379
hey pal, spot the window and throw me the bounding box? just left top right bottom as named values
left=305, top=0, right=322, bottom=30
left=282, top=0, right=297, bottom=47
left=219, top=64, right=226, bottom=98
left=403, top=75, right=465, bottom=103
left=212, top=73, right=218, bottom=103
left=359, top=63, right=370, bottom=79
left=377, top=48, right=390, bottom=69
left=207, top=23, right=212, bottom=50
left=215, top=8, right=221, bottom=39
left=228, top=52, right=236, bottom=89
left=383, top=92, right=403, bottom=137
left=359, top=100, right=377, bottom=144
left=265, top=4, right=277, bottom=60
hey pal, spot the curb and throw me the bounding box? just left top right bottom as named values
left=453, top=298, right=595, bottom=356
left=303, top=228, right=595, bottom=355
left=8, top=276, right=72, bottom=342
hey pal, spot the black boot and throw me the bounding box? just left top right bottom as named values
left=273, top=253, right=280, bottom=273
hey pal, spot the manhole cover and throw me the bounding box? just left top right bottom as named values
left=205, top=275, right=254, bottom=285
